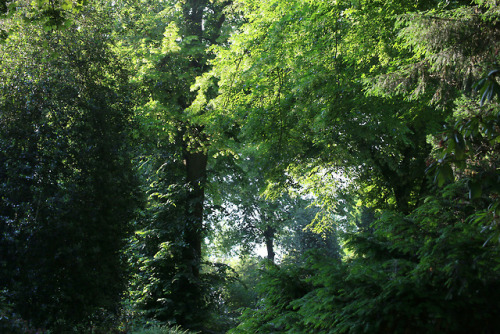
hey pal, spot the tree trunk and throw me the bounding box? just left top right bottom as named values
left=264, top=226, right=276, bottom=262
left=183, top=149, right=208, bottom=278
left=175, top=148, right=207, bottom=328
left=179, top=0, right=209, bottom=282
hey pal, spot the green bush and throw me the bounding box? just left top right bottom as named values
left=232, top=182, right=500, bottom=333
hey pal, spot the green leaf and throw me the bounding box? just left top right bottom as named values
left=475, top=70, right=500, bottom=106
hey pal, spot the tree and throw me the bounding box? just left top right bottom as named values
left=385, top=0, right=500, bottom=243
left=210, top=155, right=338, bottom=262
left=0, top=4, right=139, bottom=331
left=196, top=0, right=444, bottom=219
left=212, top=162, right=295, bottom=262
left=213, top=1, right=500, bottom=333
left=115, top=0, right=237, bottom=329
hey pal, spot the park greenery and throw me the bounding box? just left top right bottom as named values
left=1, top=0, right=499, bottom=333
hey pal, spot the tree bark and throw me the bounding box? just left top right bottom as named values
left=183, top=149, right=208, bottom=278
left=264, top=226, right=276, bottom=262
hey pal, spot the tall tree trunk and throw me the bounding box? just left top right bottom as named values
left=183, top=149, right=208, bottom=278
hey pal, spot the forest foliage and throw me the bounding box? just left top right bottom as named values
left=1, top=0, right=499, bottom=333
